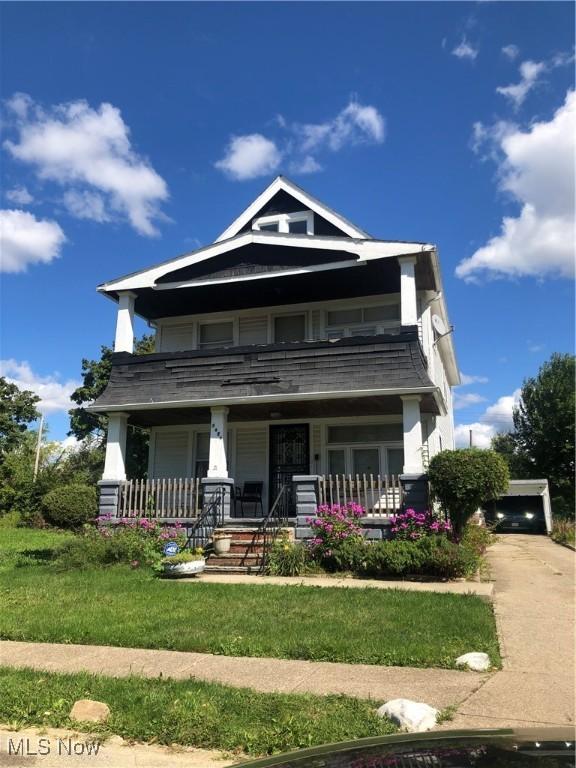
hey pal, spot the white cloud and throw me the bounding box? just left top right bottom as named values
left=296, top=101, right=385, bottom=153
left=215, top=99, right=385, bottom=181
left=289, top=155, right=323, bottom=175
left=4, top=94, right=168, bottom=236
left=63, top=190, right=109, bottom=222
left=457, top=90, right=575, bottom=281
left=496, top=51, right=574, bottom=109
left=454, top=392, right=488, bottom=410
left=59, top=435, right=81, bottom=452
left=459, top=372, right=489, bottom=385
left=0, top=209, right=66, bottom=273
left=0, top=359, right=79, bottom=414
left=455, top=389, right=521, bottom=448
left=5, top=185, right=33, bottom=205
left=502, top=44, right=520, bottom=61
left=215, top=134, right=282, bottom=181
left=452, top=38, right=479, bottom=61
left=497, top=60, right=546, bottom=108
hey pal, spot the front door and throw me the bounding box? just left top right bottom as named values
left=269, top=424, right=310, bottom=516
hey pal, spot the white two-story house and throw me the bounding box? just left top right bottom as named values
left=91, top=176, right=459, bottom=530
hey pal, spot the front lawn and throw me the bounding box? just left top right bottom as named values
left=0, top=527, right=500, bottom=668
left=0, top=666, right=396, bottom=755
left=0, top=526, right=74, bottom=572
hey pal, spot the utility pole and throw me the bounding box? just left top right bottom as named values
left=469, top=429, right=473, bottom=448
left=33, top=414, right=44, bottom=482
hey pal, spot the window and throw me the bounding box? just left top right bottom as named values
left=198, top=321, right=234, bottom=350
left=325, top=304, right=400, bottom=340
left=253, top=211, right=313, bottom=235
left=326, top=423, right=404, bottom=477
left=194, top=432, right=209, bottom=478
left=274, top=314, right=306, bottom=343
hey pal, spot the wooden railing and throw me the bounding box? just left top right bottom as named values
left=118, top=478, right=202, bottom=519
left=318, top=474, right=403, bottom=516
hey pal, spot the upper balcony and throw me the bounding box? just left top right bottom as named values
left=90, top=326, right=443, bottom=426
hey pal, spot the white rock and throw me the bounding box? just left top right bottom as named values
left=377, top=698, right=438, bottom=732
left=455, top=652, right=491, bottom=672
left=69, top=699, right=110, bottom=723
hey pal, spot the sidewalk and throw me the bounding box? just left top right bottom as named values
left=191, top=573, right=494, bottom=596
left=439, top=534, right=575, bottom=730
left=0, top=640, right=485, bottom=711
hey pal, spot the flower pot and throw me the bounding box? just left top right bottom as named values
left=213, top=535, right=232, bottom=554
left=163, top=558, right=205, bottom=577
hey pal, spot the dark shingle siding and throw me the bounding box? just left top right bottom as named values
left=94, top=330, right=434, bottom=408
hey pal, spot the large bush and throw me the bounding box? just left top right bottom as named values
left=42, top=483, right=97, bottom=528
left=307, top=502, right=366, bottom=569
left=360, top=535, right=479, bottom=580
left=428, top=449, right=509, bottom=537
left=55, top=516, right=187, bottom=570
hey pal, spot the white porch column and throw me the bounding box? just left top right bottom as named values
left=207, top=406, right=229, bottom=478
left=401, top=395, right=424, bottom=474
left=114, top=291, right=136, bottom=353
left=102, top=412, right=129, bottom=480
left=398, top=256, right=418, bottom=326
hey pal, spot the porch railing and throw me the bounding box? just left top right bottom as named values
left=186, top=486, right=225, bottom=550
left=318, top=474, right=403, bottom=516
left=258, top=484, right=289, bottom=574
left=118, top=478, right=202, bottom=519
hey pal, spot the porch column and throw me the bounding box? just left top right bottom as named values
left=102, top=412, right=128, bottom=480
left=401, top=395, right=423, bottom=474
left=398, top=256, right=418, bottom=326
left=114, top=291, right=136, bottom=353
left=207, top=406, right=229, bottom=478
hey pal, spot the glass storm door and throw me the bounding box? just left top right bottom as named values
left=269, top=424, right=310, bottom=515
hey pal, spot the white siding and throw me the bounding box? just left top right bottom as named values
left=239, top=315, right=268, bottom=345
left=152, top=430, right=190, bottom=478
left=235, top=426, right=268, bottom=506
left=311, top=310, right=321, bottom=340
left=159, top=324, right=194, bottom=352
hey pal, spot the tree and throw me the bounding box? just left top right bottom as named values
left=490, top=432, right=531, bottom=479
left=428, top=448, right=510, bottom=537
left=0, top=377, right=40, bottom=456
left=511, top=353, right=575, bottom=509
left=68, top=335, right=154, bottom=478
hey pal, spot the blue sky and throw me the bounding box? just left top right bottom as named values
left=1, top=1, right=574, bottom=447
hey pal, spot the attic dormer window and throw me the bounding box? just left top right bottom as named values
left=253, top=210, right=314, bottom=235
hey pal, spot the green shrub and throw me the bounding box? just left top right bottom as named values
left=42, top=484, right=97, bottom=528
left=551, top=519, right=575, bottom=548
left=328, top=536, right=369, bottom=572
left=161, top=549, right=204, bottom=565
left=362, top=539, right=426, bottom=577
left=267, top=535, right=310, bottom=576
left=460, top=523, right=494, bottom=555
left=428, top=449, right=509, bottom=537
left=417, top=536, right=479, bottom=579
left=54, top=518, right=187, bottom=570
left=0, top=510, right=22, bottom=528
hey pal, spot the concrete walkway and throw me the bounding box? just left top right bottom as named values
left=190, top=572, right=494, bottom=596
left=440, top=534, right=575, bottom=730
left=0, top=640, right=485, bottom=711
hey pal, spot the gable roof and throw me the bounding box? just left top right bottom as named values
left=215, top=176, right=371, bottom=242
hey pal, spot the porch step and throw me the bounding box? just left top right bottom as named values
left=206, top=553, right=265, bottom=568
left=203, top=564, right=261, bottom=574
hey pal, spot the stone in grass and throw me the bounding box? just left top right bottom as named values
left=69, top=699, right=110, bottom=723
left=455, top=652, right=491, bottom=672
left=377, top=699, right=438, bottom=732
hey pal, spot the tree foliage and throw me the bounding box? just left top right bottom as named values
left=0, top=377, right=40, bottom=456
left=428, top=448, right=509, bottom=537
left=68, top=335, right=154, bottom=478
left=511, top=353, right=575, bottom=508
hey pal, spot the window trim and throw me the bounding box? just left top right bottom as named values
left=197, top=318, right=237, bottom=349
left=253, top=210, right=314, bottom=235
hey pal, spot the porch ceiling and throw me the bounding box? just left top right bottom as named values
left=125, top=393, right=439, bottom=427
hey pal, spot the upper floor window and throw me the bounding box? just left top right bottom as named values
left=198, top=321, right=234, bottom=350
left=274, top=313, right=306, bottom=343
left=325, top=304, right=400, bottom=339
left=253, top=210, right=314, bottom=235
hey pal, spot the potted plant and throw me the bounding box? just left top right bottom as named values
left=212, top=532, right=233, bottom=554
left=161, top=547, right=205, bottom=577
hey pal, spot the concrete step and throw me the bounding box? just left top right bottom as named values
left=203, top=564, right=260, bottom=574
left=207, top=553, right=265, bottom=568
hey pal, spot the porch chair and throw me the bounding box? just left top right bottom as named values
left=234, top=482, right=264, bottom=518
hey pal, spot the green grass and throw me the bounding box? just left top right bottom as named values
left=0, top=526, right=74, bottom=572
left=0, top=526, right=501, bottom=668
left=0, top=666, right=397, bottom=756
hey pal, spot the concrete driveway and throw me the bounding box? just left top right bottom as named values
left=444, top=533, right=575, bottom=730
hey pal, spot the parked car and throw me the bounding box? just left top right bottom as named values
left=484, top=496, right=547, bottom=534
left=237, top=729, right=575, bottom=768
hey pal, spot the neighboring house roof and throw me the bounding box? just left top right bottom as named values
left=216, top=176, right=371, bottom=242
left=90, top=328, right=440, bottom=415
